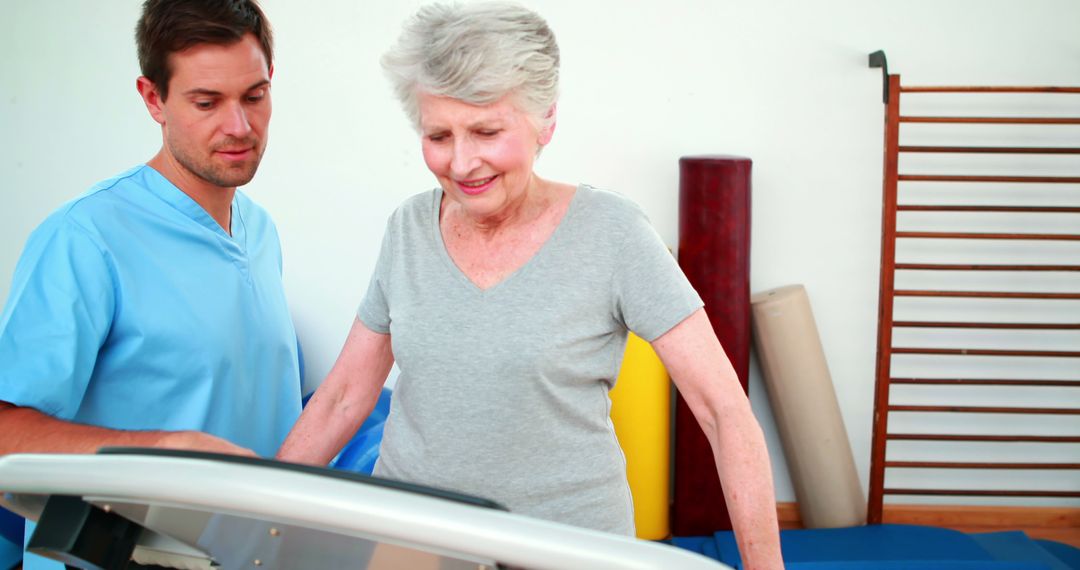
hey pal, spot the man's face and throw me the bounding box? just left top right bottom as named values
left=154, top=34, right=272, bottom=190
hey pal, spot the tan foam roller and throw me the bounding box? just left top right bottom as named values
left=751, top=284, right=866, bottom=528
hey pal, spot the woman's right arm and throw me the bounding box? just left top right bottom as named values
left=276, top=317, right=394, bottom=465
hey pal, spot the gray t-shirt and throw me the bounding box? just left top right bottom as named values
left=359, top=184, right=703, bottom=535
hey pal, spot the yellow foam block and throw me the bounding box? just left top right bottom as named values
left=609, top=332, right=671, bottom=540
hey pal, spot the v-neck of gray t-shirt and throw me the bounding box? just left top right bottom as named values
left=431, top=185, right=583, bottom=296
left=359, top=184, right=702, bottom=535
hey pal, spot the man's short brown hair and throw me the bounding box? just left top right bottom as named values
left=136, top=0, right=273, bottom=100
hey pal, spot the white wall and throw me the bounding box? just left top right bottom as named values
left=2, top=0, right=1078, bottom=507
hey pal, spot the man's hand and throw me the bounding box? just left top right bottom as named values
left=154, top=430, right=257, bottom=456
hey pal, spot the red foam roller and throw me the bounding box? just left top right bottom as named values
left=673, top=155, right=752, bottom=535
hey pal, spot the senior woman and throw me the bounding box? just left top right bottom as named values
left=278, top=3, right=781, bottom=567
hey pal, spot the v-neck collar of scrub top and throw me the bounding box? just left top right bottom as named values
left=140, top=164, right=248, bottom=254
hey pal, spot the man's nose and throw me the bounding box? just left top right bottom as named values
left=221, top=101, right=252, bottom=137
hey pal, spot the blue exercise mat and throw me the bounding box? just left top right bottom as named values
left=0, top=537, right=19, bottom=570
left=971, top=532, right=1079, bottom=570
left=1035, top=540, right=1080, bottom=570
left=0, top=508, right=20, bottom=548
left=673, top=524, right=1076, bottom=570
left=782, top=562, right=1048, bottom=569
left=0, top=507, right=20, bottom=570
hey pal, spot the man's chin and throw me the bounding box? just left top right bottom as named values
left=202, top=163, right=260, bottom=189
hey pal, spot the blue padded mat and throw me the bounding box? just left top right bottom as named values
left=709, top=524, right=995, bottom=566
left=0, top=522, right=18, bottom=570
left=0, top=508, right=20, bottom=549
left=1035, top=540, right=1080, bottom=570
left=783, top=563, right=1048, bottom=570
left=673, top=524, right=1074, bottom=569
left=971, top=531, right=1073, bottom=570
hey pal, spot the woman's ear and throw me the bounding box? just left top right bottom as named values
left=538, top=103, right=557, bottom=146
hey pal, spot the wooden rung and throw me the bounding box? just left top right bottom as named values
left=894, top=290, right=1080, bottom=300
left=884, top=489, right=1080, bottom=498
left=898, top=205, right=1080, bottom=213
left=890, top=378, right=1080, bottom=387
left=892, top=321, right=1080, bottom=330
left=895, top=263, right=1080, bottom=271
left=888, top=405, right=1080, bottom=415
left=887, top=434, right=1080, bottom=442
left=885, top=461, right=1080, bottom=470
left=891, top=347, right=1080, bottom=357
left=899, top=146, right=1080, bottom=154
left=900, top=86, right=1080, bottom=94
left=896, top=231, right=1080, bottom=241
left=878, top=504, right=1080, bottom=530
left=900, top=116, right=1080, bottom=125
left=899, top=174, right=1080, bottom=183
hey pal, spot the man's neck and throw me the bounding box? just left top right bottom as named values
left=147, top=150, right=235, bottom=235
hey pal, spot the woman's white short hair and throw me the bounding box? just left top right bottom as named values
left=381, top=2, right=560, bottom=130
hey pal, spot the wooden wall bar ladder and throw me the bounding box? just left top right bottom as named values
left=866, top=51, right=1080, bottom=524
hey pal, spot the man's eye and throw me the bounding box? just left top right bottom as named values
left=427, top=134, right=448, bottom=143
left=247, top=91, right=266, bottom=103
left=194, top=100, right=214, bottom=110
left=477, top=130, right=500, bottom=137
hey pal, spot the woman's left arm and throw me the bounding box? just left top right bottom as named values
left=650, top=308, right=784, bottom=570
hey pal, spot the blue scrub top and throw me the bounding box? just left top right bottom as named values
left=0, top=163, right=303, bottom=453
left=1, top=165, right=304, bottom=569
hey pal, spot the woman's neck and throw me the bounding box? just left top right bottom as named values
left=445, top=176, right=551, bottom=240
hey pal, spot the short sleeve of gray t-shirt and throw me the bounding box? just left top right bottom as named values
left=357, top=185, right=702, bottom=535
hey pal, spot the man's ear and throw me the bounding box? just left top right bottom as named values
left=136, top=76, right=166, bottom=125
left=538, top=103, right=557, bottom=146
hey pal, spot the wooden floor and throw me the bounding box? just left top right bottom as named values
left=778, top=503, right=1080, bottom=549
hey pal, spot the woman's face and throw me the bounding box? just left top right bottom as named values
left=418, top=92, right=552, bottom=221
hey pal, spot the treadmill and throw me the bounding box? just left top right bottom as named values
left=0, top=449, right=731, bottom=569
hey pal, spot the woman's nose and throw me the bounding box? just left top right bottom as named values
left=449, top=138, right=480, bottom=177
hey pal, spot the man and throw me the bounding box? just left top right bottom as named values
left=0, top=1, right=302, bottom=567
